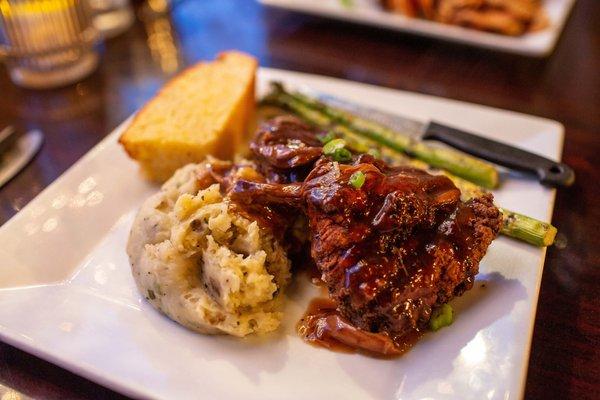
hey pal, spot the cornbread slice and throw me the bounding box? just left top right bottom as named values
left=119, top=51, right=257, bottom=181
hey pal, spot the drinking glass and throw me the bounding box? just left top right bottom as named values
left=0, top=0, right=101, bottom=89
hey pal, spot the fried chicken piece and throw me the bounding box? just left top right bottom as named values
left=231, top=155, right=502, bottom=344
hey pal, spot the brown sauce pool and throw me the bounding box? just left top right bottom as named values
left=297, top=298, right=423, bottom=358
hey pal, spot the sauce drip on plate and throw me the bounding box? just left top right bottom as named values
left=297, top=298, right=423, bottom=358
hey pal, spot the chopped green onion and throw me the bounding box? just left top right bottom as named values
left=323, top=138, right=352, bottom=162
left=332, top=148, right=352, bottom=162
left=318, top=131, right=336, bottom=144
left=340, top=0, right=353, bottom=8
left=323, top=138, right=346, bottom=154
left=349, top=171, right=366, bottom=189
left=429, top=304, right=454, bottom=331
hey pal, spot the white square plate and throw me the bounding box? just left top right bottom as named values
left=0, top=68, right=562, bottom=399
left=260, top=0, right=576, bottom=56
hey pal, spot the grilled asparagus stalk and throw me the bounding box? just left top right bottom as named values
left=265, top=82, right=499, bottom=189
left=497, top=208, right=557, bottom=247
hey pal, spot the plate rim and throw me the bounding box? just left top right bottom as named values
left=259, top=0, right=577, bottom=57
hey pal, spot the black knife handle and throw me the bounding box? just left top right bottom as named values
left=423, top=121, right=575, bottom=187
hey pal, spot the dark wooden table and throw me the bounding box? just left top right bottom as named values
left=0, top=0, right=598, bottom=399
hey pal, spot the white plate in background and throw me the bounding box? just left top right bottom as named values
left=260, top=0, right=576, bottom=56
left=0, top=68, right=562, bottom=399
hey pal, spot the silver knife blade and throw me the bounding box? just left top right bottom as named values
left=298, top=88, right=428, bottom=139
left=0, top=129, right=44, bottom=189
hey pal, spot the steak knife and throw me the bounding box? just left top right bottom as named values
left=313, top=93, right=575, bottom=187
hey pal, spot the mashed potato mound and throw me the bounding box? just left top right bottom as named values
left=127, top=163, right=291, bottom=337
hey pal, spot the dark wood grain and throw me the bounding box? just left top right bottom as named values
left=0, top=0, right=598, bottom=399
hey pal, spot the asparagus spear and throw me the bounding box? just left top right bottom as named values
left=265, top=83, right=499, bottom=189
left=498, top=208, right=557, bottom=247
left=260, top=93, right=557, bottom=246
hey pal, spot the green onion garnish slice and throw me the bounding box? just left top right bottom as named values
left=429, top=304, right=454, bottom=331
left=323, top=139, right=352, bottom=162
left=323, top=138, right=346, bottom=154
left=349, top=171, right=366, bottom=189
left=332, top=148, right=352, bottom=162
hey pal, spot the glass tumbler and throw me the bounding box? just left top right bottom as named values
left=0, top=0, right=100, bottom=89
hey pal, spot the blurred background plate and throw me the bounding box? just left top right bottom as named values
left=259, top=0, right=577, bottom=56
